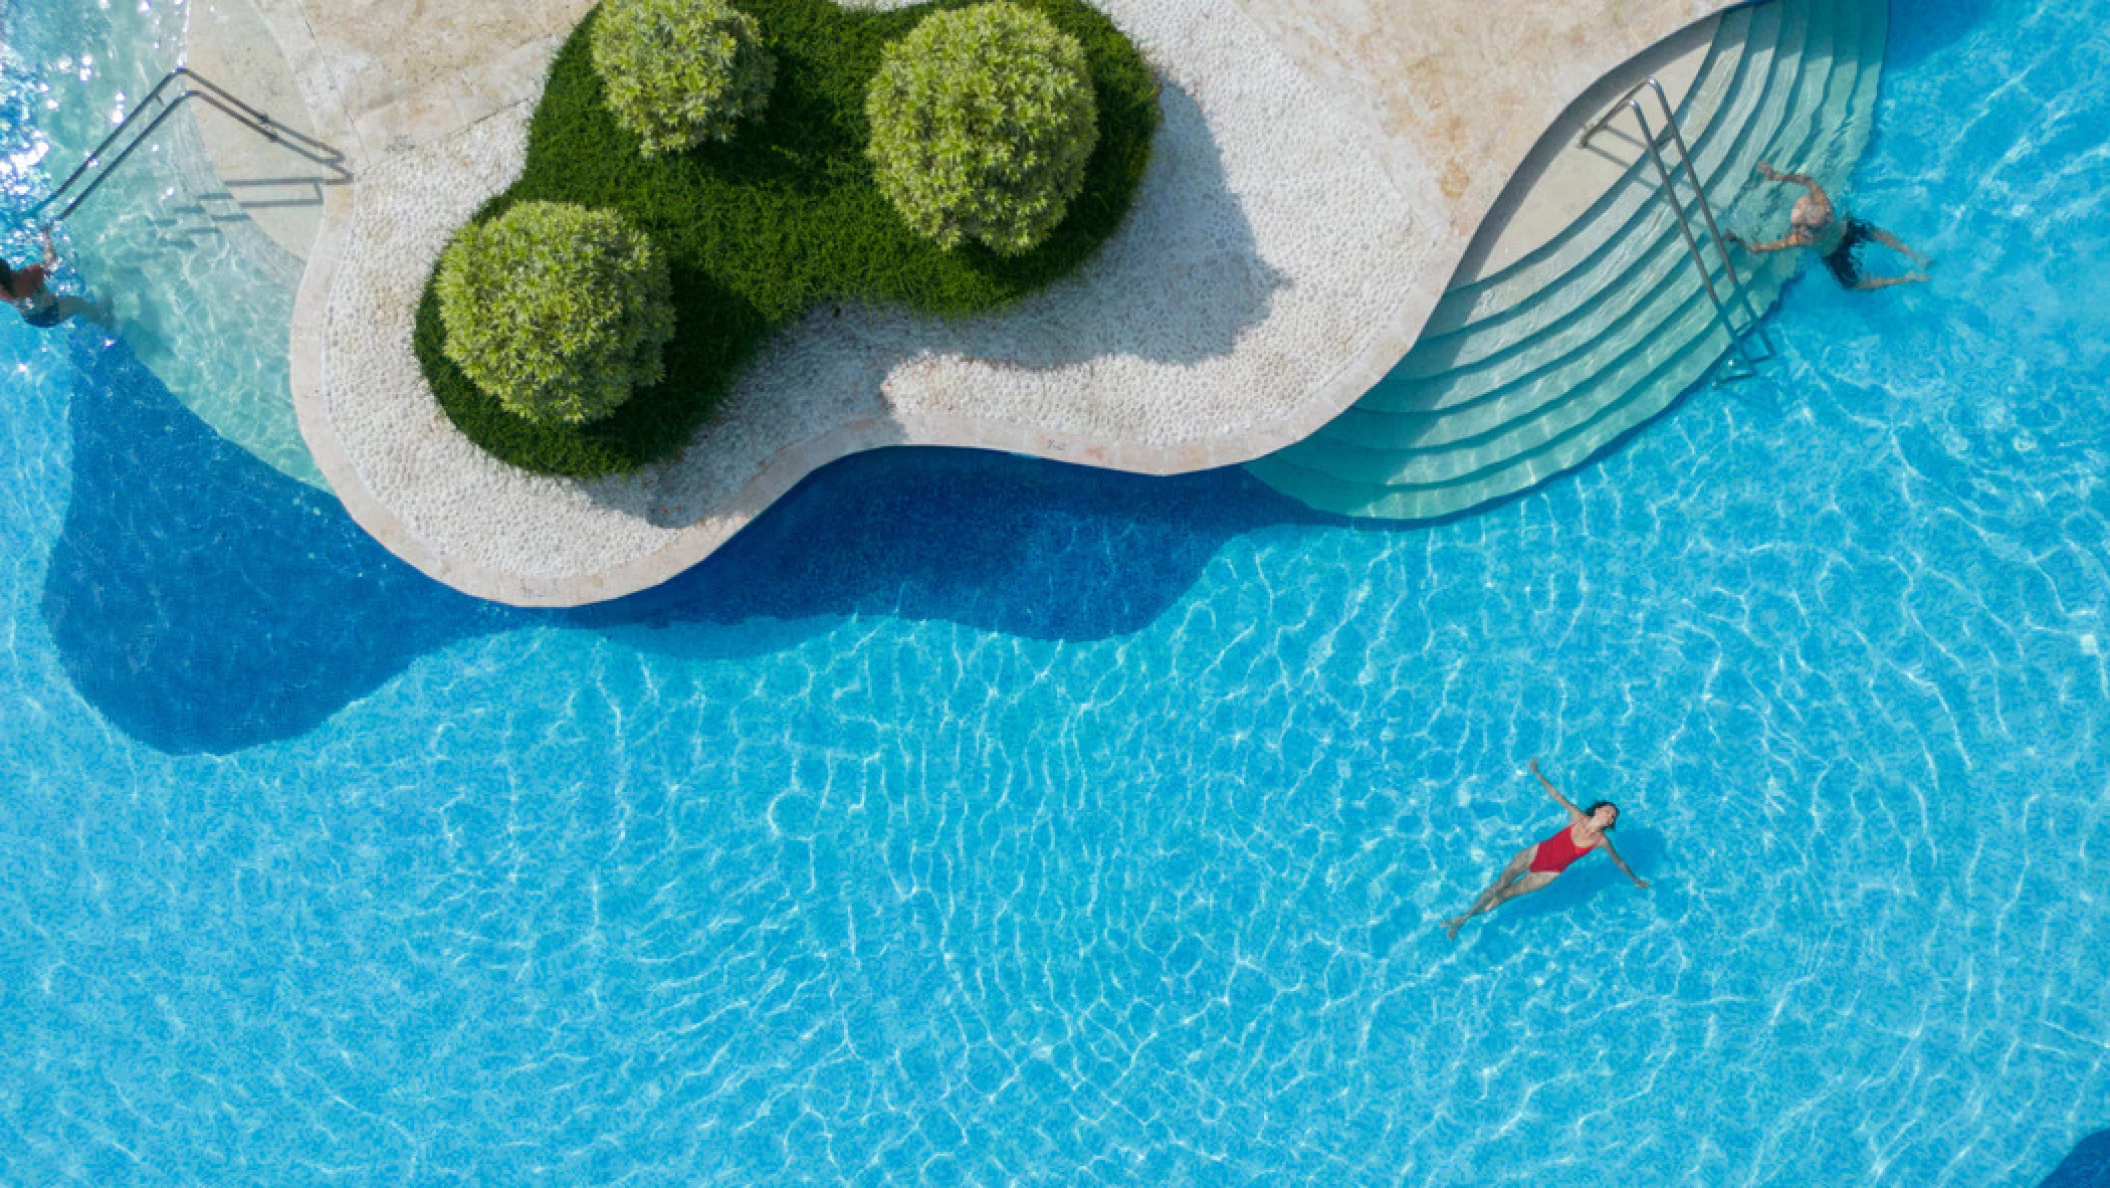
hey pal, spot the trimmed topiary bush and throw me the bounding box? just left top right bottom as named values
left=591, top=0, right=775, bottom=155
left=866, top=1, right=1099, bottom=255
left=435, top=200, right=675, bottom=427
left=417, top=0, right=1158, bottom=478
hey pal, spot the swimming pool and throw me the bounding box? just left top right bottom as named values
left=2, top=0, right=322, bottom=487
left=4, top=0, right=2109, bottom=1182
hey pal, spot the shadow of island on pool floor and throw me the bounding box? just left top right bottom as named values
left=2040, top=1129, right=2110, bottom=1188
left=41, top=331, right=1329, bottom=754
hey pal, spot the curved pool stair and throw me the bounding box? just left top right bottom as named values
left=1247, top=0, right=1889, bottom=522
left=13, top=0, right=344, bottom=492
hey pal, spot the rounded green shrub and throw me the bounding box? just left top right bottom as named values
left=416, top=0, right=1159, bottom=477
left=866, top=1, right=1099, bottom=255
left=591, top=0, right=774, bottom=155
left=435, top=200, right=675, bottom=427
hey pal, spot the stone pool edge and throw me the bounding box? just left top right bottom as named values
left=287, top=0, right=1736, bottom=609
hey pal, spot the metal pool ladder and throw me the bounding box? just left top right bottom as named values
left=1582, top=76, right=1772, bottom=380
left=28, top=67, right=352, bottom=226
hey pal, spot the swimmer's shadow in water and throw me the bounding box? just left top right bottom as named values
left=41, top=332, right=1322, bottom=754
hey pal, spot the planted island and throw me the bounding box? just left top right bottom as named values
left=414, top=0, right=1160, bottom=479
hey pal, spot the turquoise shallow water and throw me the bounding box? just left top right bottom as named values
left=1, top=0, right=321, bottom=487
left=5, top=0, right=2110, bottom=1184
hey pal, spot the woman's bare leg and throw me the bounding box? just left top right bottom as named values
left=1446, top=869, right=1560, bottom=938
left=1444, top=847, right=1535, bottom=939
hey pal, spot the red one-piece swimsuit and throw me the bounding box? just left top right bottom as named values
left=1529, top=824, right=1593, bottom=874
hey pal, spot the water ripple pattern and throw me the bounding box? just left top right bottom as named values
left=3, top=0, right=2110, bottom=1184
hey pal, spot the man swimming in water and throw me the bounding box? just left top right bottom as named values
left=1442, top=758, right=1647, bottom=940
left=1728, top=160, right=1929, bottom=291
left=3, top=227, right=101, bottom=328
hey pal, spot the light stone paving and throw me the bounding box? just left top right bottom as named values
left=1454, top=16, right=1717, bottom=285
left=261, top=0, right=1737, bottom=605
left=186, top=0, right=331, bottom=261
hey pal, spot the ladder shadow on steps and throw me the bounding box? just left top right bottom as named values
left=1447, top=16, right=1726, bottom=295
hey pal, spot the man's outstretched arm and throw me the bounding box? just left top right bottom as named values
left=1728, top=230, right=1809, bottom=254
left=1756, top=159, right=1822, bottom=191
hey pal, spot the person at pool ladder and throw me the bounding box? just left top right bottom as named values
left=3, top=227, right=104, bottom=328
left=1443, top=758, right=1648, bottom=940
left=1727, top=160, right=1930, bottom=291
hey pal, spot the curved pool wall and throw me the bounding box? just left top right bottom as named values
left=5, top=0, right=2110, bottom=1185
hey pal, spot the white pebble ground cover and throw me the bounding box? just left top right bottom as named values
left=306, top=0, right=1427, bottom=605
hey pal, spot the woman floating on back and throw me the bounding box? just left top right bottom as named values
left=1444, top=758, right=1648, bottom=940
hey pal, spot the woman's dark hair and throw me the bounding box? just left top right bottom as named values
left=0, top=260, right=13, bottom=289
left=1584, top=800, right=1619, bottom=828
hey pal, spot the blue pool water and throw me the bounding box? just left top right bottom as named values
left=5, top=0, right=2110, bottom=1183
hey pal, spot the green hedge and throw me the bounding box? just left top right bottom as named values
left=591, top=0, right=775, bottom=154
left=434, top=201, right=674, bottom=426
left=416, top=0, right=1158, bottom=479
left=867, top=2, right=1098, bottom=255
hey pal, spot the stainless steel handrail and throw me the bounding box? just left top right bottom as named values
left=1582, top=75, right=1770, bottom=374
left=30, top=67, right=351, bottom=225
left=1640, top=79, right=1744, bottom=289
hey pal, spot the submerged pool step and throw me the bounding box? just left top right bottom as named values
left=1248, top=0, right=1889, bottom=522
left=1410, top=0, right=1789, bottom=354
left=1335, top=0, right=1869, bottom=444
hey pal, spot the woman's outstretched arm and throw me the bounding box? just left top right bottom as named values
left=1599, top=836, right=1649, bottom=889
left=1529, top=758, right=1584, bottom=820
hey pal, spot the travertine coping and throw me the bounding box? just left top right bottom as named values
left=277, top=0, right=1734, bottom=606
left=187, top=0, right=328, bottom=262
left=1456, top=15, right=1717, bottom=285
